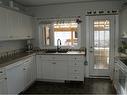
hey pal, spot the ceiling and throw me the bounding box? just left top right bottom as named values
left=14, top=0, right=124, bottom=6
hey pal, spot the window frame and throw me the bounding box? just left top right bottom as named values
left=39, top=21, right=81, bottom=49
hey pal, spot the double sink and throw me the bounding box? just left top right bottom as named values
left=45, top=49, right=69, bottom=53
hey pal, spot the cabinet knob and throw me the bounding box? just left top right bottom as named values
left=23, top=68, right=26, bottom=70
left=5, top=78, right=7, bottom=80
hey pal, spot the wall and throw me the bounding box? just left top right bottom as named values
left=0, top=40, right=26, bottom=53
left=0, top=0, right=27, bottom=13
left=26, top=0, right=124, bottom=48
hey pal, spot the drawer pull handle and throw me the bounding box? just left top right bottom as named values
left=5, top=78, right=7, bottom=80
left=74, top=70, right=78, bottom=72
left=75, top=63, right=77, bottom=65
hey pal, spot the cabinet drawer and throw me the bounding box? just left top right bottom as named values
left=38, top=55, right=68, bottom=60
left=68, top=55, right=84, bottom=60
left=69, top=68, right=81, bottom=74
left=69, top=61, right=84, bottom=67
left=23, top=56, right=33, bottom=63
left=69, top=74, right=84, bottom=81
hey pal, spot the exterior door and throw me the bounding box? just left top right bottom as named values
left=88, top=15, right=115, bottom=77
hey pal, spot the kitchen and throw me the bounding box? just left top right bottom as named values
left=0, top=0, right=127, bottom=94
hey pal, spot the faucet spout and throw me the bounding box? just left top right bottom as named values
left=57, top=39, right=61, bottom=51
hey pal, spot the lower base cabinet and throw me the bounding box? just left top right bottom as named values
left=0, top=78, right=7, bottom=94
left=6, top=56, right=35, bottom=94
left=114, top=58, right=127, bottom=95
left=0, top=74, right=7, bottom=94
left=6, top=64, right=24, bottom=94
left=36, top=54, right=85, bottom=82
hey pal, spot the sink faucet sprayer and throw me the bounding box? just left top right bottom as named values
left=57, top=39, right=61, bottom=51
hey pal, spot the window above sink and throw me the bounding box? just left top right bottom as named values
left=38, top=17, right=81, bottom=49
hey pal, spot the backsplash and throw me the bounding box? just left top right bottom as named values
left=0, top=40, right=26, bottom=58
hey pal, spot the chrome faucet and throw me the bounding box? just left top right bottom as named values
left=57, top=39, right=61, bottom=51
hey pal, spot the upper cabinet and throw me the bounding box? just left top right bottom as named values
left=0, top=7, right=9, bottom=40
left=0, top=7, right=33, bottom=41
left=120, top=6, right=127, bottom=38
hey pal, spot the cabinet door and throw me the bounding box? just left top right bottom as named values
left=114, top=63, right=119, bottom=90
left=6, top=64, right=24, bottom=94
left=7, top=10, right=22, bottom=40
left=42, top=61, right=55, bottom=79
left=22, top=14, right=33, bottom=39
left=0, top=77, right=7, bottom=94
left=36, top=55, right=55, bottom=79
left=120, top=7, right=127, bottom=37
left=0, top=7, right=9, bottom=40
left=24, top=61, right=33, bottom=88
left=54, top=61, right=68, bottom=80
left=36, top=55, right=43, bottom=79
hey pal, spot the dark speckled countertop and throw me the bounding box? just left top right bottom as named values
left=0, top=51, right=85, bottom=68
left=0, top=52, right=35, bottom=68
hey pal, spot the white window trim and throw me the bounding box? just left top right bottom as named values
left=38, top=22, right=81, bottom=49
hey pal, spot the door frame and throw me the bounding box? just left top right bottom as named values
left=86, top=15, right=119, bottom=77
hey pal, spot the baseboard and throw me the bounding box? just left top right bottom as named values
left=36, top=78, right=65, bottom=83
left=89, top=75, right=110, bottom=79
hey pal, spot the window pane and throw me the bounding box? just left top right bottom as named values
left=94, top=20, right=110, bottom=69
left=54, top=32, right=71, bottom=46
left=54, top=22, right=78, bottom=47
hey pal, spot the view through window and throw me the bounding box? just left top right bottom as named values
left=54, top=22, right=78, bottom=46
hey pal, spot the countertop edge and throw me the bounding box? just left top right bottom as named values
left=0, top=53, right=35, bottom=69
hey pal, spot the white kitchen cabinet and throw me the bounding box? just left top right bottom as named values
left=120, top=6, right=127, bottom=37
left=54, top=61, right=68, bottom=80
left=113, top=61, right=119, bottom=91
left=6, top=63, right=24, bottom=94
left=0, top=77, right=7, bottom=94
left=41, top=61, right=55, bottom=79
left=41, top=61, right=68, bottom=80
left=36, top=54, right=85, bottom=81
left=8, top=10, right=33, bottom=40
left=7, top=10, right=23, bottom=40
left=37, top=55, right=68, bottom=80
left=6, top=55, right=35, bottom=94
left=22, top=14, right=33, bottom=39
left=0, top=68, right=7, bottom=94
left=0, top=7, right=9, bottom=40
left=113, top=58, right=127, bottom=95
left=24, top=56, right=35, bottom=88
left=68, top=55, right=85, bottom=81
left=0, top=6, right=33, bottom=41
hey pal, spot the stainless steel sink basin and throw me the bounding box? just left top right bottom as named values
left=45, top=49, right=68, bottom=53
left=45, top=50, right=57, bottom=53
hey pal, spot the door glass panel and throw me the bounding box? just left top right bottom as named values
left=94, top=20, right=110, bottom=69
